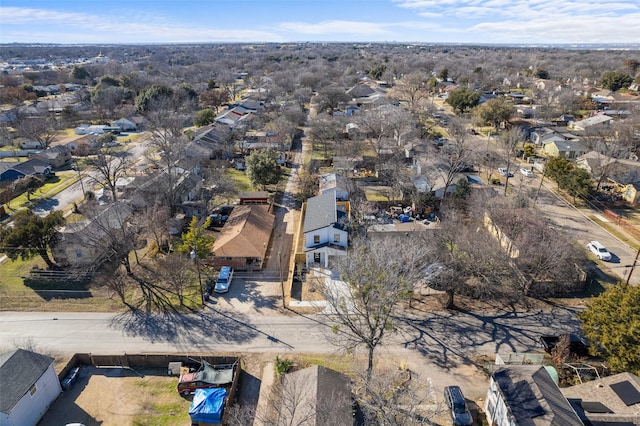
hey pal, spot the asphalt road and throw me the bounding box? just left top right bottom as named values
left=0, top=304, right=584, bottom=360
left=511, top=170, right=639, bottom=285
left=32, top=135, right=152, bottom=217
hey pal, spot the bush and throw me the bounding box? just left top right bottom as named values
left=274, top=356, right=294, bottom=378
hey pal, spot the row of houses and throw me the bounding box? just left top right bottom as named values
left=0, top=146, right=71, bottom=182
left=485, top=361, right=640, bottom=426
left=4, top=344, right=640, bottom=426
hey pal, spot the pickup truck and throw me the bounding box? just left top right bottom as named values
left=540, top=333, right=590, bottom=357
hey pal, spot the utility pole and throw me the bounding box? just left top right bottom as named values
left=278, top=251, right=285, bottom=308
left=190, top=248, right=204, bottom=306
left=626, top=245, right=640, bottom=286
left=533, top=164, right=547, bottom=206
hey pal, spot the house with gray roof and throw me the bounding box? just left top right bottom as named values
left=28, top=145, right=72, bottom=168
left=0, top=159, right=51, bottom=182
left=281, top=365, right=352, bottom=426
left=570, top=114, right=613, bottom=132
left=0, top=349, right=61, bottom=426
left=302, top=192, right=349, bottom=267
left=52, top=202, right=134, bottom=268
left=319, top=173, right=349, bottom=201
left=485, top=365, right=584, bottom=426
left=561, top=372, right=640, bottom=425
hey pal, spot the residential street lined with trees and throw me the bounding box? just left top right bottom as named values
left=1, top=41, right=640, bottom=425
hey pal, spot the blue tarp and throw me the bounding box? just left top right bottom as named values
left=189, top=388, right=227, bottom=423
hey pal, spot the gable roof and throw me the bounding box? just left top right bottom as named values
left=319, top=173, right=349, bottom=195
left=0, top=349, right=54, bottom=413
left=546, top=139, right=587, bottom=153
left=283, top=365, right=352, bottom=426
left=304, top=192, right=337, bottom=233
left=212, top=205, right=274, bottom=258
left=347, top=83, right=376, bottom=98
left=34, top=145, right=71, bottom=158
left=13, top=158, right=51, bottom=175
left=561, top=372, right=640, bottom=425
left=491, top=366, right=584, bottom=426
left=59, top=202, right=134, bottom=244
left=572, top=114, right=613, bottom=130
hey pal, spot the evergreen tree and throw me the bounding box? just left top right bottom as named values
left=580, top=284, right=640, bottom=374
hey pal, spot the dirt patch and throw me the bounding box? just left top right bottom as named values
left=41, top=366, right=191, bottom=426
left=42, top=354, right=275, bottom=426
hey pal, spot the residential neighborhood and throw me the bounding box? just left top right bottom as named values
left=1, top=37, right=640, bottom=426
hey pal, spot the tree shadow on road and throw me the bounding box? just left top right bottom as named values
left=110, top=304, right=260, bottom=347
left=396, top=303, right=583, bottom=371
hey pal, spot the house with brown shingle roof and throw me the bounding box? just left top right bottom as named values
left=561, top=372, right=640, bottom=426
left=211, top=204, right=275, bottom=271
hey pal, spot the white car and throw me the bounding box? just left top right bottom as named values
left=587, top=241, right=612, bottom=261
left=520, top=168, right=535, bottom=178
left=498, top=168, right=513, bottom=177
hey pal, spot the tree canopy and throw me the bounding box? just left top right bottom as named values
left=545, top=156, right=593, bottom=200
left=600, top=71, right=633, bottom=91
left=246, top=149, right=282, bottom=190
left=473, top=97, right=513, bottom=129
left=134, top=83, right=174, bottom=112
left=0, top=210, right=64, bottom=269
left=579, top=284, right=640, bottom=375
left=194, top=108, right=216, bottom=127
left=177, top=216, right=214, bottom=259
left=446, top=87, right=481, bottom=114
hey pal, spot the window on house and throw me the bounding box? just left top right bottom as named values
left=313, top=235, right=320, bottom=244
left=333, top=234, right=340, bottom=243
left=29, top=384, right=37, bottom=396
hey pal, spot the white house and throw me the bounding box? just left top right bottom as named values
left=485, top=365, right=584, bottom=426
left=0, top=349, right=62, bottom=426
left=570, top=114, right=613, bottom=132
left=302, top=192, right=349, bottom=267
left=319, top=173, right=349, bottom=201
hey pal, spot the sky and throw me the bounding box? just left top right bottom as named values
left=1, top=0, right=639, bottom=45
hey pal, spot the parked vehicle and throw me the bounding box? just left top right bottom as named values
left=540, top=333, right=590, bottom=357
left=520, top=168, right=535, bottom=177
left=443, top=386, right=473, bottom=426
left=177, top=361, right=236, bottom=396
left=498, top=168, right=513, bottom=177
left=587, top=241, right=612, bottom=261
left=214, top=266, right=234, bottom=293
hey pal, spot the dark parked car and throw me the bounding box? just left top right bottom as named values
left=444, top=385, right=473, bottom=426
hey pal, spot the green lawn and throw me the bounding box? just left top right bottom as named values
left=224, top=168, right=253, bottom=192
left=5, top=173, right=78, bottom=212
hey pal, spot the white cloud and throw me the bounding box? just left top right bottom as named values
left=277, top=20, right=393, bottom=35
left=0, top=6, right=282, bottom=43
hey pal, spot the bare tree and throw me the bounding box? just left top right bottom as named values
left=103, top=267, right=134, bottom=308
left=257, top=367, right=352, bottom=426
left=435, top=119, right=473, bottom=201
left=320, top=236, right=428, bottom=382
left=140, top=204, right=171, bottom=251
left=488, top=208, right=587, bottom=297
left=144, top=107, right=192, bottom=213
left=79, top=202, right=137, bottom=274
left=497, top=127, right=523, bottom=194
left=355, top=367, right=439, bottom=425
left=390, top=71, right=429, bottom=112
left=85, top=145, right=130, bottom=202
left=155, top=253, right=195, bottom=306
left=14, top=112, right=60, bottom=149
left=432, top=208, right=512, bottom=307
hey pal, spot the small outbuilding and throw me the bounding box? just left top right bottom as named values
left=0, top=349, right=62, bottom=426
